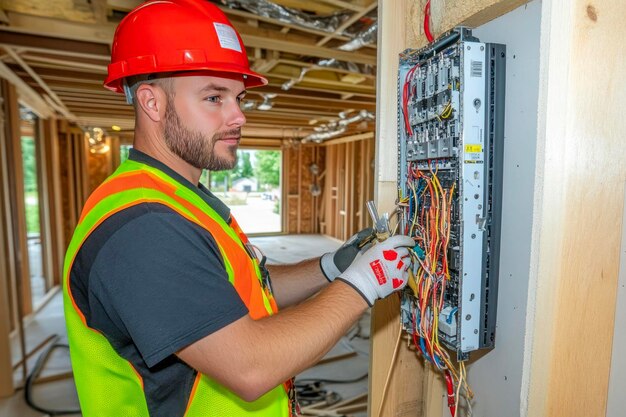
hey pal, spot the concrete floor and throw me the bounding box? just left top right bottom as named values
left=1, top=234, right=369, bottom=416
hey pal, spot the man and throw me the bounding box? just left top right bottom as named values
left=63, top=1, right=414, bottom=416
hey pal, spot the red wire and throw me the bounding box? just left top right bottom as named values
left=444, top=370, right=456, bottom=416
left=424, top=0, right=434, bottom=43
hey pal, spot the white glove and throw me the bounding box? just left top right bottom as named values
left=336, top=235, right=414, bottom=306
left=320, top=227, right=375, bottom=281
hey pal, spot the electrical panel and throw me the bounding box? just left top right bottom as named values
left=398, top=28, right=505, bottom=360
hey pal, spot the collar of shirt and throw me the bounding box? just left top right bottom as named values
left=128, top=148, right=231, bottom=223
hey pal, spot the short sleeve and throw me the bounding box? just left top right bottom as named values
left=89, top=207, right=248, bottom=368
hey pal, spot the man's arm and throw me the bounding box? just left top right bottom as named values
left=177, top=235, right=414, bottom=402
left=266, top=258, right=327, bottom=308
left=177, top=280, right=366, bottom=402
left=266, top=227, right=376, bottom=308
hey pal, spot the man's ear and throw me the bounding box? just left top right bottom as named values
left=135, top=84, right=166, bottom=122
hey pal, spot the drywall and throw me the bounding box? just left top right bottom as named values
left=463, top=2, right=542, bottom=416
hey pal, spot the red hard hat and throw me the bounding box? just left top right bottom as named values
left=104, top=0, right=267, bottom=93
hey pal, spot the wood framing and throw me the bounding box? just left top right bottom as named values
left=320, top=137, right=374, bottom=240
left=39, top=117, right=66, bottom=286
left=372, top=1, right=626, bottom=416
left=370, top=1, right=424, bottom=415
left=0, top=1, right=376, bottom=139
left=0, top=80, right=15, bottom=397
left=1, top=81, right=33, bottom=317
left=525, top=1, right=626, bottom=416
left=283, top=144, right=326, bottom=234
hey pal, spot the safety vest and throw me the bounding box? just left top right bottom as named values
left=63, top=159, right=293, bottom=416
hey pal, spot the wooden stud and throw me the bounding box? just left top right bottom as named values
left=0, top=80, right=15, bottom=397
left=525, top=1, right=626, bottom=416
left=370, top=0, right=424, bottom=415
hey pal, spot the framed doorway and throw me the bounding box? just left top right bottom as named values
left=203, top=149, right=283, bottom=235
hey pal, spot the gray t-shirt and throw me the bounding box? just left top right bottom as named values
left=69, top=149, right=248, bottom=416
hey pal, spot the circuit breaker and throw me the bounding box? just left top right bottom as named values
left=398, top=28, right=505, bottom=360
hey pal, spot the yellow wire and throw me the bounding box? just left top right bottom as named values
left=454, top=361, right=463, bottom=417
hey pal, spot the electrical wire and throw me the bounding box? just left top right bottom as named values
left=400, top=160, right=474, bottom=414
left=424, top=0, right=434, bottom=43
left=375, top=326, right=403, bottom=417
left=24, top=335, right=81, bottom=415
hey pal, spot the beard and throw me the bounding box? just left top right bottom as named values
left=162, top=96, right=240, bottom=171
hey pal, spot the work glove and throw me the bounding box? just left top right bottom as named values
left=336, top=235, right=414, bottom=306
left=320, top=227, right=376, bottom=282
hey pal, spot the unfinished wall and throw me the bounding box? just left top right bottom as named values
left=283, top=144, right=325, bottom=234
left=320, top=138, right=375, bottom=241
left=461, top=2, right=541, bottom=415
left=86, top=137, right=115, bottom=193
left=57, top=121, right=89, bottom=248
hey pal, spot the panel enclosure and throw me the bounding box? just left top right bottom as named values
left=397, top=28, right=505, bottom=360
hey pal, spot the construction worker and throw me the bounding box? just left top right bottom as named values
left=62, top=0, right=414, bottom=416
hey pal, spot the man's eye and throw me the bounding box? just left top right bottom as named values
left=206, top=96, right=221, bottom=103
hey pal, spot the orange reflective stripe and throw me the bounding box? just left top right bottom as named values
left=184, top=374, right=201, bottom=416
left=79, top=170, right=177, bottom=223
left=67, top=161, right=290, bottom=415
left=128, top=361, right=145, bottom=390
left=80, top=170, right=271, bottom=317
left=230, top=216, right=279, bottom=315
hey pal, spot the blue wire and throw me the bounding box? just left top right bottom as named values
left=446, top=307, right=458, bottom=325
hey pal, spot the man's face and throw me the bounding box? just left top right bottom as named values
left=161, top=74, right=247, bottom=171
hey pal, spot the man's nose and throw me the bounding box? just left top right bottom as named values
left=226, top=99, right=246, bottom=127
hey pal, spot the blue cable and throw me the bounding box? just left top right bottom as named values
left=446, top=307, right=458, bottom=325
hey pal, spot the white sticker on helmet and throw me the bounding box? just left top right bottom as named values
left=213, top=22, right=242, bottom=53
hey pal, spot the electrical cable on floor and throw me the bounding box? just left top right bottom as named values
left=295, top=381, right=342, bottom=407
left=296, top=372, right=368, bottom=385
left=24, top=334, right=81, bottom=415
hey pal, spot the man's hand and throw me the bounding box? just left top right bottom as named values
left=320, top=227, right=376, bottom=281
left=336, top=235, right=414, bottom=306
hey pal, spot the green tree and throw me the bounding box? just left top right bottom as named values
left=254, top=151, right=280, bottom=189
left=240, top=151, right=254, bottom=178
left=21, top=137, right=37, bottom=193
left=21, top=136, right=40, bottom=233
left=210, top=170, right=232, bottom=192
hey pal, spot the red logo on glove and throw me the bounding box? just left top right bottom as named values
left=370, top=259, right=387, bottom=285
left=383, top=250, right=398, bottom=261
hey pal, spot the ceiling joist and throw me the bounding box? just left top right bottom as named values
left=0, top=0, right=378, bottom=138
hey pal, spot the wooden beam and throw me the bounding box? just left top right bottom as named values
left=410, top=0, right=530, bottom=47
left=316, top=2, right=378, bottom=47
left=320, top=131, right=373, bottom=146
left=3, top=0, right=97, bottom=24
left=219, top=7, right=354, bottom=42
left=316, top=0, right=366, bottom=12
left=21, top=54, right=107, bottom=73
left=2, top=10, right=375, bottom=65
left=0, top=27, right=110, bottom=60
left=270, top=0, right=338, bottom=14
left=107, top=0, right=142, bottom=12
left=241, top=33, right=376, bottom=65
left=0, top=81, right=14, bottom=398
left=0, top=60, right=52, bottom=118
left=91, top=0, right=109, bottom=24
left=526, top=1, right=626, bottom=416
left=3, top=47, right=75, bottom=121
left=2, top=11, right=114, bottom=45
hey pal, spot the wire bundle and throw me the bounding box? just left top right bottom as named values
left=400, top=161, right=473, bottom=416
left=402, top=64, right=420, bottom=137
